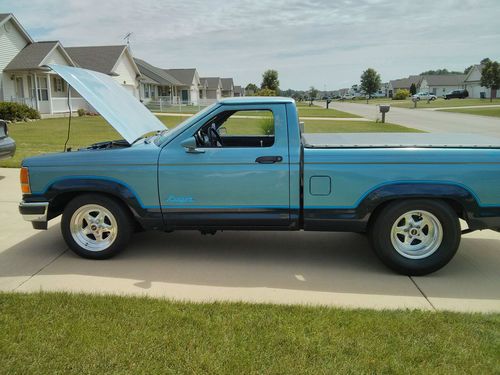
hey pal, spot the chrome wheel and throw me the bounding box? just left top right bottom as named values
left=70, top=204, right=118, bottom=252
left=390, top=210, right=443, bottom=259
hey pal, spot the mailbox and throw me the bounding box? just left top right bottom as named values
left=378, top=105, right=390, bottom=123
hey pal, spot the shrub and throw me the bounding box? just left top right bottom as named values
left=393, top=89, right=410, bottom=100
left=0, top=102, right=41, bottom=122
left=77, top=108, right=86, bottom=117
left=259, top=116, right=274, bottom=135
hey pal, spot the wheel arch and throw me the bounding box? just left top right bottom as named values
left=361, top=182, right=480, bottom=229
left=39, top=178, right=150, bottom=227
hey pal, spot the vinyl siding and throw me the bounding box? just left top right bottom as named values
left=0, top=19, right=30, bottom=100
left=42, top=47, right=72, bottom=66
left=112, top=53, right=139, bottom=98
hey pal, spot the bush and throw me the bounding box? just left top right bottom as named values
left=77, top=108, right=86, bottom=117
left=0, top=102, right=40, bottom=122
left=393, top=89, right=410, bottom=100
left=259, top=116, right=274, bottom=135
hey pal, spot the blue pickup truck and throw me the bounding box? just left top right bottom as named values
left=19, top=65, right=500, bottom=275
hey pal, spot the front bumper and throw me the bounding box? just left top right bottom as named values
left=19, top=201, right=49, bottom=230
left=0, top=137, right=16, bottom=159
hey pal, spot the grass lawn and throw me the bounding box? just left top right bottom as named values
left=363, top=98, right=500, bottom=109
left=439, top=107, right=500, bottom=118
left=1, top=115, right=419, bottom=168
left=1, top=292, right=499, bottom=374
left=303, top=120, right=422, bottom=133
left=159, top=102, right=359, bottom=118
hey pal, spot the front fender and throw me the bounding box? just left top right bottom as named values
left=24, top=177, right=163, bottom=230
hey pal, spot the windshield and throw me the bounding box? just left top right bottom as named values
left=154, top=102, right=220, bottom=145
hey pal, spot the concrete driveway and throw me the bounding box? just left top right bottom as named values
left=318, top=101, right=500, bottom=136
left=1, top=168, right=500, bottom=312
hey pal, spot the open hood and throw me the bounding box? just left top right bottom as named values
left=48, top=64, right=166, bottom=144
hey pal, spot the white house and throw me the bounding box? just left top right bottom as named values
left=66, top=45, right=141, bottom=99
left=463, top=64, right=495, bottom=99
left=165, top=68, right=202, bottom=104
left=1, top=14, right=90, bottom=114
left=0, top=13, right=32, bottom=102
left=419, top=74, right=466, bottom=97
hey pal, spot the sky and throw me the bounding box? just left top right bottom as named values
left=2, top=0, right=500, bottom=90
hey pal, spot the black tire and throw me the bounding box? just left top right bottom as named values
left=369, top=199, right=461, bottom=275
left=61, top=194, right=133, bottom=259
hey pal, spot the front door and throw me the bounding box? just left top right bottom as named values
left=181, top=89, right=189, bottom=103
left=158, top=103, right=290, bottom=230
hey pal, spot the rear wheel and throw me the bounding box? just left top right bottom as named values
left=61, top=194, right=133, bottom=259
left=369, top=199, right=461, bottom=275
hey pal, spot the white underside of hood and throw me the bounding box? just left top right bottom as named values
left=48, top=64, right=166, bottom=144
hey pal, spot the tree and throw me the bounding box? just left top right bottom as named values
left=261, top=70, right=279, bottom=93
left=481, top=57, right=491, bottom=65
left=308, top=86, right=318, bottom=105
left=409, top=83, right=417, bottom=95
left=257, top=88, right=276, bottom=96
left=480, top=60, right=500, bottom=102
left=360, top=68, right=381, bottom=102
left=245, top=83, right=258, bottom=95
left=464, top=65, right=473, bottom=75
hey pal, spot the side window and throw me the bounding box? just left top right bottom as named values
left=197, top=110, right=275, bottom=148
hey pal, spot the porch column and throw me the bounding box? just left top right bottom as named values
left=33, top=72, right=39, bottom=111
left=46, top=73, right=53, bottom=114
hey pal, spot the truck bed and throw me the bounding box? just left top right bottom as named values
left=302, top=133, right=500, bottom=149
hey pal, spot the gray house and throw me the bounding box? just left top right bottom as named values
left=200, top=77, right=222, bottom=100
left=221, top=78, right=234, bottom=97
left=233, top=85, right=244, bottom=97
left=134, top=58, right=183, bottom=103
left=165, top=68, right=202, bottom=104
left=388, top=75, right=423, bottom=97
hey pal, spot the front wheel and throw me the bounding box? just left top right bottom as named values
left=369, top=200, right=461, bottom=275
left=61, top=194, right=133, bottom=259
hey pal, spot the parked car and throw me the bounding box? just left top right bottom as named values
left=341, top=94, right=355, bottom=100
left=412, top=92, right=437, bottom=101
left=19, top=65, right=500, bottom=276
left=0, top=120, right=15, bottom=159
left=444, top=89, right=469, bottom=99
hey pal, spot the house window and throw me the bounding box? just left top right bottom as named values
left=36, top=77, right=49, bottom=101
left=53, top=77, right=65, bottom=92
left=144, top=84, right=150, bottom=98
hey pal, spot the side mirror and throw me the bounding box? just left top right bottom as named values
left=181, top=136, right=204, bottom=153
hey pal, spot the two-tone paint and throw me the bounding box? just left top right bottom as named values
left=20, top=96, right=500, bottom=234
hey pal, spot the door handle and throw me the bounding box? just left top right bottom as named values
left=255, top=156, right=283, bottom=164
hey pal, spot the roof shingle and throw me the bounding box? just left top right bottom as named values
left=165, top=69, right=197, bottom=86
left=66, top=45, right=126, bottom=74
left=221, top=78, right=234, bottom=91
left=200, top=77, right=221, bottom=89
left=4, top=41, right=59, bottom=70
left=134, top=58, right=183, bottom=86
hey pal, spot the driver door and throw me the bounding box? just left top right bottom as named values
left=158, top=103, right=290, bottom=230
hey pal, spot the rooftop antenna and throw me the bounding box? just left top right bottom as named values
left=123, top=32, right=133, bottom=49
